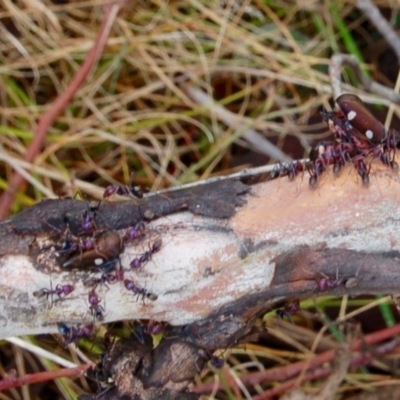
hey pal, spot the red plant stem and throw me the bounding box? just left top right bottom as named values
left=0, top=1, right=124, bottom=219
left=253, top=368, right=328, bottom=400
left=192, top=322, right=400, bottom=394
left=0, top=364, right=90, bottom=391
left=252, top=337, right=400, bottom=400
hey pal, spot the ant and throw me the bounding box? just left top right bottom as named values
left=131, top=321, right=165, bottom=344
left=130, top=238, right=162, bottom=269
left=315, top=275, right=347, bottom=292
left=123, top=279, right=158, bottom=301
left=315, top=271, right=358, bottom=292
left=123, top=222, right=145, bottom=243
left=58, top=235, right=96, bottom=257
left=33, top=283, right=74, bottom=304
left=276, top=299, right=300, bottom=323
left=197, top=348, right=225, bottom=370
left=81, top=203, right=99, bottom=234
left=103, top=184, right=143, bottom=199
left=58, top=322, right=95, bottom=345
left=84, top=268, right=125, bottom=288
left=352, top=155, right=370, bottom=185
left=286, top=94, right=400, bottom=188
left=88, top=289, right=105, bottom=321
left=103, top=173, right=143, bottom=199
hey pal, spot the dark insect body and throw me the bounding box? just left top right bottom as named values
left=130, top=238, right=162, bottom=269
left=81, top=204, right=99, bottom=234
left=33, top=284, right=74, bottom=301
left=124, top=222, right=145, bottom=242
left=270, top=93, right=399, bottom=187
left=103, top=172, right=144, bottom=199
left=58, top=236, right=96, bottom=257
left=315, top=274, right=357, bottom=292
left=270, top=161, right=306, bottom=181
left=335, top=94, right=387, bottom=143
left=58, top=322, right=95, bottom=345
left=198, top=348, right=225, bottom=369
left=276, top=299, right=300, bottom=323
left=62, top=230, right=124, bottom=270
left=315, top=276, right=346, bottom=292
left=124, top=279, right=158, bottom=301
left=132, top=321, right=165, bottom=344
left=88, top=289, right=105, bottom=321
left=83, top=268, right=125, bottom=288
left=103, top=184, right=143, bottom=199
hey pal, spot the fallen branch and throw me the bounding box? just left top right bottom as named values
left=1, top=160, right=400, bottom=398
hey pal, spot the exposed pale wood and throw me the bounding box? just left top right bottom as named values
left=0, top=160, right=399, bottom=341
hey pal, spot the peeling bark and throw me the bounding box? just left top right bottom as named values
left=1, top=161, right=400, bottom=398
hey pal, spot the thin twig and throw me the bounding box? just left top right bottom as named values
left=357, top=0, right=400, bottom=61
left=186, top=85, right=292, bottom=162
left=329, top=54, right=400, bottom=102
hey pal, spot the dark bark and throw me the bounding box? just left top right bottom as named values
left=0, top=162, right=399, bottom=399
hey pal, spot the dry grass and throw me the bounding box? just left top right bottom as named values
left=1, top=0, right=400, bottom=399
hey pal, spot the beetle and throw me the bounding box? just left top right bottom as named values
left=62, top=230, right=124, bottom=270
left=335, top=94, right=387, bottom=143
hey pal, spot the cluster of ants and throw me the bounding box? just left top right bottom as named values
left=33, top=183, right=161, bottom=345
left=271, top=94, right=399, bottom=186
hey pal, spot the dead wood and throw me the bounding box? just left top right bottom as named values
left=1, top=160, right=400, bottom=398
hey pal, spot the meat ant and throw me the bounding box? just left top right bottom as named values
left=88, top=289, right=105, bottom=321
left=58, top=322, right=95, bottom=345
left=103, top=173, right=144, bottom=199
left=123, top=222, right=145, bottom=243
left=81, top=203, right=99, bottom=234
left=123, top=279, right=158, bottom=302
left=83, top=268, right=125, bottom=288
left=197, top=348, right=225, bottom=370
left=272, top=93, right=400, bottom=187
left=276, top=299, right=300, bottom=323
left=33, top=283, right=74, bottom=305
left=130, top=238, right=162, bottom=269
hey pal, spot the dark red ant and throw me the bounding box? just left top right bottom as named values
left=103, top=184, right=143, bottom=199
left=315, top=271, right=358, bottom=292
left=300, top=94, right=400, bottom=188
left=198, top=348, right=225, bottom=370
left=276, top=299, right=300, bottom=323
left=270, top=161, right=306, bottom=181
left=130, top=238, right=162, bottom=269
left=81, top=204, right=99, bottom=234
left=58, top=236, right=96, bottom=257
left=315, top=275, right=347, bottom=292
left=33, top=284, right=74, bottom=303
left=58, top=322, right=95, bottom=345
left=123, top=279, right=158, bottom=301
left=88, top=289, right=105, bottom=321
left=352, top=155, right=370, bottom=185
left=103, top=173, right=143, bottom=199
left=131, top=321, right=165, bottom=344
left=123, top=222, right=145, bottom=243
left=308, top=140, right=358, bottom=186
left=84, top=268, right=125, bottom=288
